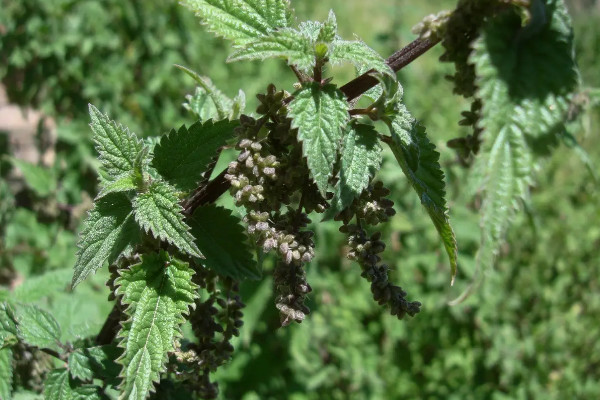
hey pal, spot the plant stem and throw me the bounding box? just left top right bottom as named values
left=340, top=37, right=439, bottom=101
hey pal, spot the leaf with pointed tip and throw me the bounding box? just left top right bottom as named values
left=470, top=0, right=578, bottom=269
left=72, top=193, right=140, bottom=288
left=88, top=104, right=144, bottom=179
left=133, top=181, right=202, bottom=258
left=181, top=0, right=291, bottom=45
left=0, top=348, right=12, bottom=400
left=317, top=10, right=337, bottom=43
left=188, top=205, right=259, bottom=280
left=288, top=83, right=349, bottom=195
left=97, top=173, right=137, bottom=199
left=324, top=123, right=382, bottom=220
left=329, top=39, right=393, bottom=77
left=177, top=65, right=234, bottom=120
left=152, top=120, right=238, bottom=192
left=9, top=158, right=56, bottom=197
left=115, top=252, right=198, bottom=400
left=15, top=305, right=61, bottom=349
left=386, top=108, right=458, bottom=283
left=68, top=345, right=121, bottom=383
left=228, top=28, right=315, bottom=72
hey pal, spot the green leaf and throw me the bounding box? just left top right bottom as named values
left=181, top=0, right=291, bottom=45
left=72, top=193, right=140, bottom=288
left=133, top=181, right=202, bottom=258
left=188, top=205, right=259, bottom=280
left=88, top=104, right=144, bottom=179
left=0, top=303, right=17, bottom=341
left=0, top=348, right=12, bottom=400
left=152, top=120, right=239, bottom=192
left=44, top=369, right=71, bottom=400
left=471, top=0, right=578, bottom=267
left=176, top=65, right=236, bottom=120
left=115, top=252, right=198, bottom=400
left=44, top=368, right=102, bottom=400
left=15, top=305, right=61, bottom=349
left=386, top=109, right=458, bottom=283
left=9, top=158, right=56, bottom=197
left=68, top=345, right=120, bottom=382
left=329, top=39, right=393, bottom=77
left=324, top=123, right=382, bottom=220
left=288, top=83, right=349, bottom=195
left=473, top=125, right=533, bottom=268
left=228, top=28, right=315, bottom=72
left=13, top=269, right=72, bottom=303
left=97, top=174, right=138, bottom=199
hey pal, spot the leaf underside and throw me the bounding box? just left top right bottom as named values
left=387, top=104, right=458, bottom=283
left=115, top=252, right=198, bottom=400
left=0, top=348, right=12, bottom=400
left=471, top=0, right=578, bottom=267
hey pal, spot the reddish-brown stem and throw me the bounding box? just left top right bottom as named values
left=340, top=37, right=439, bottom=101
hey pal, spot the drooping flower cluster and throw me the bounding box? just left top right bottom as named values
left=225, top=84, right=323, bottom=325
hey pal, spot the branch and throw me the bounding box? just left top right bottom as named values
left=340, top=37, right=439, bottom=101
left=183, top=37, right=440, bottom=217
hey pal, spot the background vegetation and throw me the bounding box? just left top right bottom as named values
left=0, top=0, right=598, bottom=399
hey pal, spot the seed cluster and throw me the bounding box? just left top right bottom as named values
left=343, top=225, right=421, bottom=318
left=178, top=272, right=245, bottom=399
left=225, top=84, right=322, bottom=325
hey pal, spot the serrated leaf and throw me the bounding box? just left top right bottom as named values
left=115, top=252, right=198, bottom=400
left=89, top=104, right=144, bottom=179
left=133, top=181, right=201, bottom=258
left=96, top=173, right=138, bottom=199
left=329, top=39, right=393, bottom=77
left=44, top=368, right=102, bottom=400
left=0, top=348, right=12, bottom=400
left=474, top=126, right=532, bottom=269
left=324, top=123, right=382, bottom=220
left=9, top=158, right=56, bottom=197
left=176, top=65, right=234, bottom=120
left=152, top=120, right=238, bottom=192
left=72, top=193, right=140, bottom=288
left=471, top=0, right=578, bottom=268
left=0, top=303, right=17, bottom=339
left=228, top=28, right=315, bottom=72
left=68, top=345, right=120, bottom=382
left=181, top=0, right=291, bottom=45
left=188, top=205, right=259, bottom=280
left=44, top=369, right=71, bottom=400
left=15, top=305, right=60, bottom=349
left=288, top=83, right=349, bottom=195
left=386, top=109, right=458, bottom=283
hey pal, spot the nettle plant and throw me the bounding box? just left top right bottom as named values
left=0, top=0, right=589, bottom=399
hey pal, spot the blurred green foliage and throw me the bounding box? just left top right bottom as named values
left=1, top=0, right=599, bottom=399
